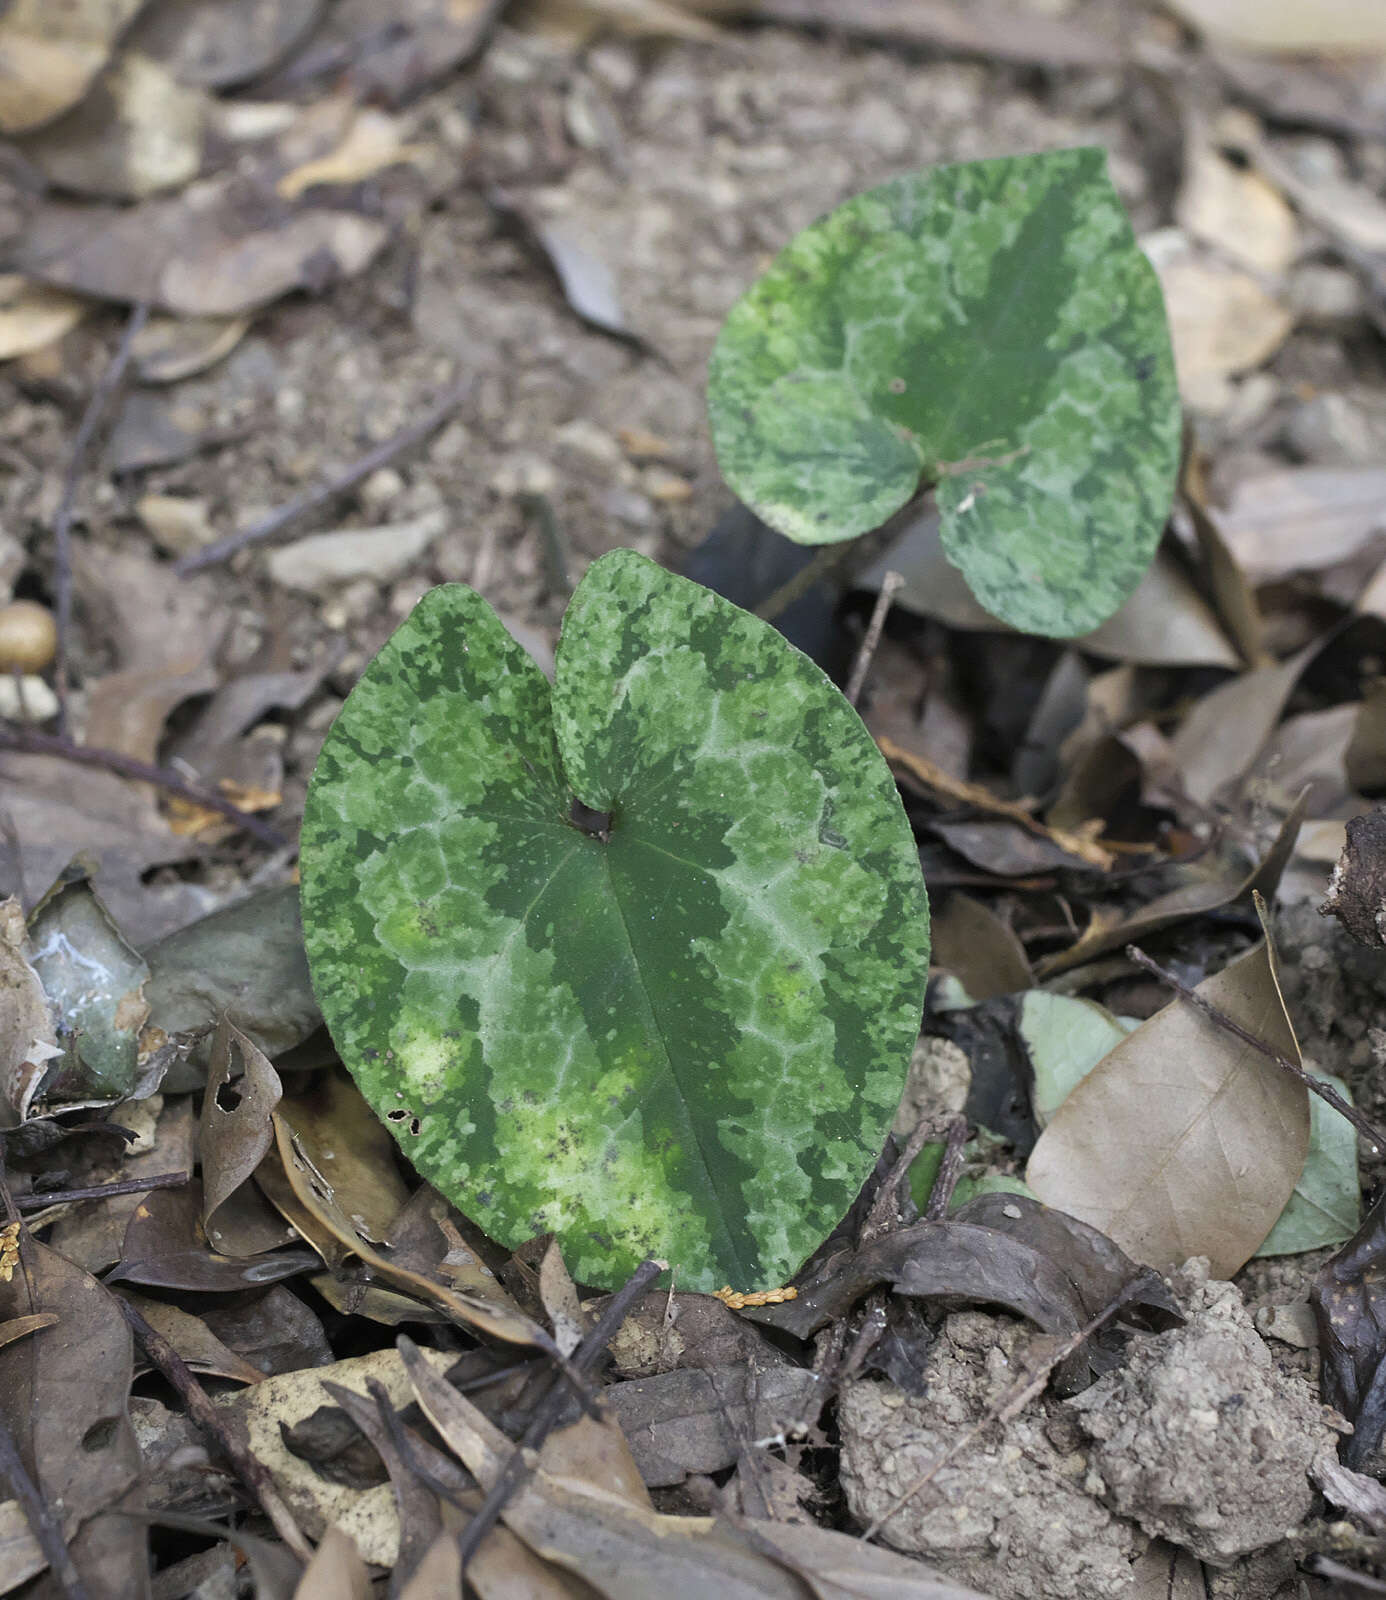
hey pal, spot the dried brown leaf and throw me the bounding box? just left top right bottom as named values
left=270, top=1110, right=549, bottom=1349
left=113, top=1180, right=318, bottom=1292
left=0, top=1236, right=145, bottom=1596
left=16, top=51, right=208, bottom=201
left=603, top=1364, right=819, bottom=1487
left=1037, top=792, right=1308, bottom=975
left=115, top=1290, right=267, bottom=1386
left=0, top=1313, right=57, bottom=1351
left=929, top=893, right=1034, bottom=1002
left=0, top=0, right=146, bottom=134
left=1027, top=941, right=1311, bottom=1277
left=1177, top=133, right=1298, bottom=276
left=45, top=1095, right=197, bottom=1274
left=0, top=897, right=59, bottom=1128
left=748, top=0, right=1120, bottom=67
left=0, top=276, right=89, bottom=361
left=200, top=1018, right=284, bottom=1229
left=1217, top=466, right=1386, bottom=587
left=216, top=1346, right=453, bottom=1565
left=1167, top=0, right=1386, bottom=55
left=130, top=313, right=250, bottom=383
left=1169, top=645, right=1316, bottom=806
left=127, top=0, right=324, bottom=89
left=1149, top=234, right=1293, bottom=414
left=402, top=1338, right=988, bottom=1598
left=291, top=1523, right=371, bottom=1600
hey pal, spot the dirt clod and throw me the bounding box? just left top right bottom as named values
left=1069, top=1260, right=1339, bottom=1565
left=839, top=1311, right=1146, bottom=1600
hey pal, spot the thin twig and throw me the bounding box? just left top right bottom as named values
left=52, top=303, right=150, bottom=736
left=367, top=1378, right=476, bottom=1510
left=15, top=1171, right=187, bottom=1213
left=838, top=1292, right=889, bottom=1387
left=924, top=1115, right=969, bottom=1222
left=117, top=1297, right=315, bottom=1563
left=845, top=570, right=904, bottom=708
left=0, top=725, right=284, bottom=846
left=860, top=1282, right=1143, bottom=1542
left=174, top=377, right=474, bottom=575
left=456, top=1257, right=663, bottom=1573
left=861, top=1114, right=959, bottom=1244
left=1126, top=944, right=1386, bottom=1154
left=0, top=1408, right=90, bottom=1600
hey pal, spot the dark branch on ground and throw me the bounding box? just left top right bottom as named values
left=455, top=1255, right=664, bottom=1573
left=174, top=376, right=475, bottom=575
left=117, top=1296, right=315, bottom=1563
left=0, top=724, right=284, bottom=846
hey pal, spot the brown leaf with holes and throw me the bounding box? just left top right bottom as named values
left=200, top=1019, right=284, bottom=1232
left=0, top=1236, right=145, bottom=1597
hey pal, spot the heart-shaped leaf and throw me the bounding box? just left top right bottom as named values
left=300, top=551, right=929, bottom=1290
left=707, top=147, right=1181, bottom=637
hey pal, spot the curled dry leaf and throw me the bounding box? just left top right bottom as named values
left=268, top=1109, right=548, bottom=1350
left=0, top=1237, right=145, bottom=1596
left=1166, top=0, right=1386, bottom=53
left=125, top=0, right=325, bottom=89
left=1037, top=789, right=1308, bottom=976
left=130, top=312, right=251, bottom=383
left=0, top=0, right=146, bottom=135
left=1027, top=941, right=1311, bottom=1278
left=16, top=52, right=208, bottom=201
left=0, top=895, right=59, bottom=1127
left=113, top=1180, right=319, bottom=1292
left=199, top=1019, right=284, bottom=1231
left=0, top=275, right=89, bottom=361
left=277, top=1069, right=411, bottom=1247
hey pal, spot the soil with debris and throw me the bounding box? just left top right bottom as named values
left=843, top=1263, right=1342, bottom=1599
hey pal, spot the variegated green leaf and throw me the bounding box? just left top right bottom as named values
left=300, top=551, right=929, bottom=1291
left=707, top=147, right=1181, bottom=637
